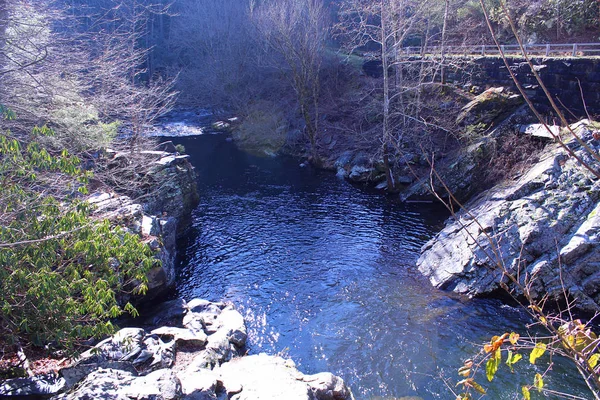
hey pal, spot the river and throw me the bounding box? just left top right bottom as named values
left=167, top=128, right=589, bottom=399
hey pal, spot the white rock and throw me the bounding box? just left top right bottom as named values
left=519, top=123, right=559, bottom=140
left=214, top=354, right=354, bottom=400
left=121, top=369, right=182, bottom=400
left=87, top=192, right=112, bottom=204
left=151, top=326, right=208, bottom=347
left=177, top=368, right=220, bottom=397
left=141, top=215, right=158, bottom=236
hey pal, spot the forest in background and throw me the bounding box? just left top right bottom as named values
left=133, top=0, right=599, bottom=193
left=3, top=0, right=600, bottom=167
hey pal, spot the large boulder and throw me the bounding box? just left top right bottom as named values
left=332, top=151, right=387, bottom=184
left=60, top=328, right=175, bottom=388
left=0, top=374, right=66, bottom=398
left=213, top=354, right=354, bottom=400
left=456, top=87, right=523, bottom=130
left=54, top=368, right=182, bottom=400
left=140, top=298, right=187, bottom=327
left=54, top=368, right=135, bottom=400
left=24, top=299, right=354, bottom=400
left=182, top=301, right=247, bottom=371
left=417, top=120, right=600, bottom=312
left=142, top=151, right=199, bottom=223
left=122, top=369, right=182, bottom=400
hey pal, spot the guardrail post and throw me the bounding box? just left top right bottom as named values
left=573, top=43, right=577, bottom=57
left=481, top=45, right=485, bottom=56
left=546, top=44, right=550, bottom=57
left=501, top=45, right=505, bottom=54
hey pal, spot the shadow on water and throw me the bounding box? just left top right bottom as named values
left=170, top=133, right=590, bottom=400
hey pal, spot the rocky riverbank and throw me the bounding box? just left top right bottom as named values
left=90, top=146, right=199, bottom=303
left=417, top=119, right=600, bottom=312
left=315, top=87, right=528, bottom=194
left=0, top=299, right=354, bottom=400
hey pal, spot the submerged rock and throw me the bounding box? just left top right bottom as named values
left=418, top=120, right=600, bottom=312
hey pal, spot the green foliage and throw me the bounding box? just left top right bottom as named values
left=0, top=122, right=158, bottom=350
left=454, top=324, right=600, bottom=398
left=456, top=332, right=553, bottom=398
left=233, top=101, right=288, bottom=157
left=505, top=350, right=522, bottom=372
left=485, top=348, right=501, bottom=381
left=0, top=105, right=17, bottom=120
left=50, top=100, right=120, bottom=151
left=175, top=144, right=186, bottom=154
left=529, top=342, right=546, bottom=364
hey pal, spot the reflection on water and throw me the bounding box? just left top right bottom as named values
left=172, top=134, right=589, bottom=399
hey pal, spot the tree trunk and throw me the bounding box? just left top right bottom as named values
left=440, top=0, right=450, bottom=86
left=381, top=1, right=396, bottom=192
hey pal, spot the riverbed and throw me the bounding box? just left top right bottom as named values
left=168, top=131, right=589, bottom=399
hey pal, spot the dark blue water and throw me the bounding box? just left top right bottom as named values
left=171, top=134, right=590, bottom=400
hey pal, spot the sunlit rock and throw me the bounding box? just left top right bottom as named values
left=418, top=119, right=600, bottom=312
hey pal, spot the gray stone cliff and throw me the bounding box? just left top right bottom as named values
left=418, top=120, right=600, bottom=312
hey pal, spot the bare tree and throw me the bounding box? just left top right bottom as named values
left=162, top=0, right=259, bottom=108
left=68, top=0, right=176, bottom=148
left=0, top=0, right=176, bottom=152
left=338, top=0, right=436, bottom=190
left=252, top=0, right=329, bottom=164
left=0, top=1, right=69, bottom=127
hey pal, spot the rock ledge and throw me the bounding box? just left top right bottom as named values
left=0, top=299, right=354, bottom=400
left=418, top=120, right=600, bottom=312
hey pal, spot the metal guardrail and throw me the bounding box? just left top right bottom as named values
left=400, top=43, right=600, bottom=57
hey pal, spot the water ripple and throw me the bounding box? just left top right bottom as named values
left=171, top=134, right=590, bottom=400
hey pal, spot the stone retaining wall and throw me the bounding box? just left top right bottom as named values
left=446, top=57, right=600, bottom=117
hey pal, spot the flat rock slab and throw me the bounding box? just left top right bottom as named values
left=215, top=354, right=353, bottom=400
left=418, top=119, right=600, bottom=312
left=54, top=368, right=182, bottom=400
left=519, top=123, right=559, bottom=140
left=151, top=326, right=208, bottom=347
left=0, top=374, right=66, bottom=398
left=216, top=354, right=310, bottom=400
